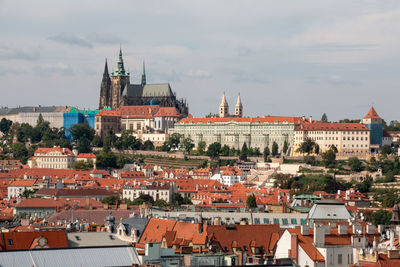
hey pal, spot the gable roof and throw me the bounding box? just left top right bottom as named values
left=34, top=147, right=73, bottom=155
left=1, top=230, right=68, bottom=251
left=95, top=110, right=121, bottom=117
left=120, top=105, right=159, bottom=118
left=178, top=116, right=302, bottom=125
left=296, top=122, right=369, bottom=131
left=138, top=218, right=176, bottom=244
left=154, top=107, right=181, bottom=118
left=364, top=107, right=382, bottom=120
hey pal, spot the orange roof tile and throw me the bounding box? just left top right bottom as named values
left=363, top=107, right=382, bottom=120
left=35, top=147, right=73, bottom=155
left=296, top=122, right=368, bottom=131
left=76, top=153, right=96, bottom=158
left=96, top=109, right=121, bottom=117
left=154, top=107, right=182, bottom=118
left=178, top=116, right=302, bottom=125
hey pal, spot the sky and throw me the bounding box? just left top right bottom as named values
left=1, top=0, right=400, bottom=122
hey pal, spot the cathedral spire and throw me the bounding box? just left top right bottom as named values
left=103, top=58, right=109, bottom=77
left=114, top=46, right=127, bottom=76
left=141, top=60, right=146, bottom=86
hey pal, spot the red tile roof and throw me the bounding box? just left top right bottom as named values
left=178, top=116, right=303, bottom=124
left=364, top=107, right=382, bottom=120
left=296, top=122, right=369, bottom=131
left=154, top=107, right=182, bottom=118
left=76, top=153, right=96, bottom=158
left=139, top=218, right=176, bottom=244
left=9, top=179, right=36, bottom=187
left=35, top=147, right=73, bottom=155
left=120, top=105, right=159, bottom=118
left=96, top=109, right=121, bottom=117
left=1, top=230, right=68, bottom=250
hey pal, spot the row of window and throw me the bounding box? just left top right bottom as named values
left=253, top=218, right=306, bottom=225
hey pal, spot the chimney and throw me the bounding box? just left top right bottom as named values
left=289, top=234, right=298, bottom=263
left=338, top=224, right=348, bottom=235
left=314, top=225, right=325, bottom=247
left=378, top=225, right=385, bottom=234
left=309, top=116, right=312, bottom=123
left=198, top=215, right=203, bottom=234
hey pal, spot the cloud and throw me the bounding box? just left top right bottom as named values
left=33, top=63, right=74, bottom=76
left=153, top=45, right=190, bottom=58
left=183, top=69, right=211, bottom=78
left=0, top=46, right=40, bottom=61
left=48, top=34, right=93, bottom=48
left=0, top=66, right=27, bottom=76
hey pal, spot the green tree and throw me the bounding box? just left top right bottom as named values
left=102, top=195, right=120, bottom=205
left=168, top=133, right=181, bottom=150
left=92, top=135, right=103, bottom=147
left=246, top=194, right=257, bottom=209
left=314, top=144, right=320, bottom=155
left=381, top=189, right=398, bottom=208
left=16, top=123, right=33, bottom=142
left=221, top=145, right=230, bottom=156
left=197, top=141, right=206, bottom=155
left=356, top=177, right=372, bottom=193
left=297, top=138, right=316, bottom=155
left=322, top=149, right=336, bottom=167
left=371, top=209, right=392, bottom=226
left=271, top=141, right=279, bottom=156
left=206, top=142, right=222, bottom=158
left=96, top=151, right=117, bottom=169
left=263, top=146, right=270, bottom=162
left=11, top=142, right=28, bottom=163
left=349, top=157, right=362, bottom=172
left=0, top=118, right=12, bottom=135
left=77, top=138, right=92, bottom=153
left=69, top=123, right=95, bottom=143
left=381, top=145, right=392, bottom=156
left=73, top=160, right=94, bottom=170
left=241, top=143, right=248, bottom=157
left=143, top=140, right=155, bottom=151
left=154, top=199, right=169, bottom=207
left=173, top=193, right=192, bottom=205
left=282, top=140, right=288, bottom=155
left=181, top=138, right=194, bottom=154
left=321, top=113, right=328, bottom=122
left=22, top=189, right=35, bottom=198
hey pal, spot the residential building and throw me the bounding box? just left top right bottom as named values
left=0, top=160, right=23, bottom=172
left=122, top=180, right=176, bottom=203
left=94, top=109, right=121, bottom=139
left=28, top=147, right=75, bottom=169
left=292, top=122, right=370, bottom=156
left=8, top=179, right=36, bottom=198
left=275, top=223, right=379, bottom=267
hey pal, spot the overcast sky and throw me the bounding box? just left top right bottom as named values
left=1, top=0, right=400, bottom=122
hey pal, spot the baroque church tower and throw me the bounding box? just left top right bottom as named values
left=219, top=93, right=229, bottom=118
left=235, top=93, right=243, bottom=117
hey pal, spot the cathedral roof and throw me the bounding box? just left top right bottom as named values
left=122, top=83, right=173, bottom=98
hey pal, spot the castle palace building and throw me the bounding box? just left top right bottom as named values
left=99, top=48, right=188, bottom=116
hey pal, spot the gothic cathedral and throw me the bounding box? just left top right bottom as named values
left=99, top=48, right=188, bottom=116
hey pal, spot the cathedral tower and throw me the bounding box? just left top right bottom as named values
left=141, top=61, right=146, bottom=86
left=110, top=47, right=130, bottom=109
left=219, top=93, right=229, bottom=118
left=99, top=59, right=111, bottom=109
left=235, top=93, right=243, bottom=117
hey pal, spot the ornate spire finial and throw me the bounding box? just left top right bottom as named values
left=141, top=60, right=146, bottom=86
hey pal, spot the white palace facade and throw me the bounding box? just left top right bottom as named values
left=171, top=94, right=306, bottom=152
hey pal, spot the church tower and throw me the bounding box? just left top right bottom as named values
left=362, top=107, right=383, bottom=147
left=234, top=93, right=243, bottom=117
left=219, top=93, right=229, bottom=118
left=141, top=61, right=146, bottom=86
left=110, top=47, right=130, bottom=109
left=99, top=59, right=111, bottom=109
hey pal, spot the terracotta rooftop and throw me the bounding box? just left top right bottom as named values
left=363, top=107, right=382, bottom=120
left=178, top=116, right=303, bottom=124
left=296, top=122, right=369, bottom=131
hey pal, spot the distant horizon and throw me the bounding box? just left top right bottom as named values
left=1, top=1, right=400, bottom=122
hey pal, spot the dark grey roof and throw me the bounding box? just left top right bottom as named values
left=0, top=106, right=63, bottom=115
left=122, top=83, right=173, bottom=98
left=113, top=216, right=149, bottom=237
